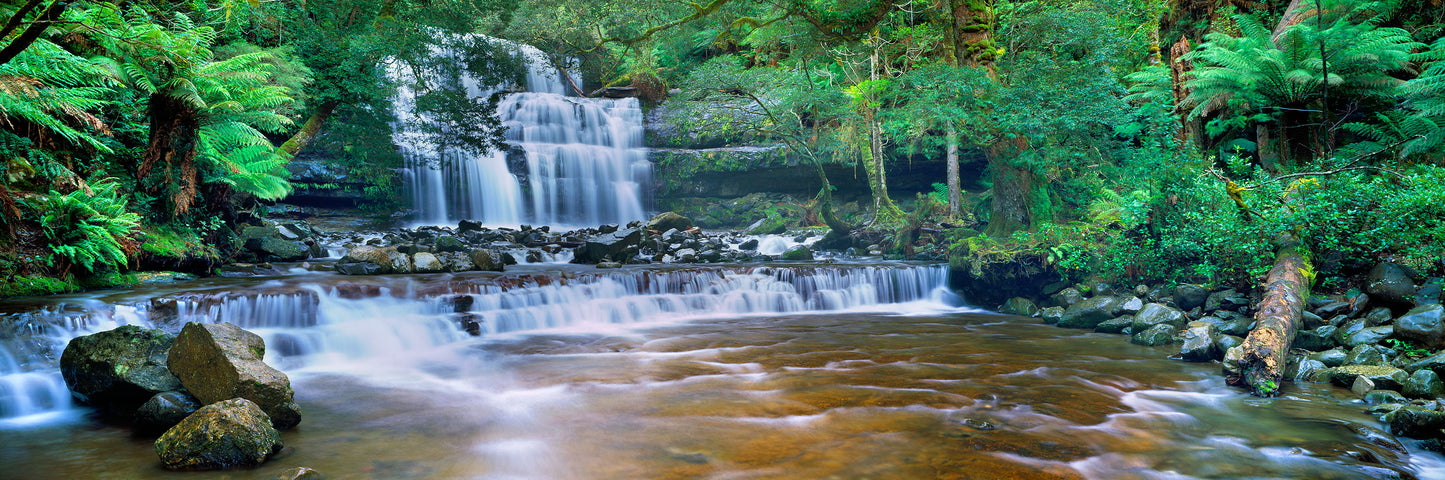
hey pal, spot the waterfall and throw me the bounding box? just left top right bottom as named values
left=0, top=264, right=959, bottom=423
left=395, top=37, right=650, bottom=227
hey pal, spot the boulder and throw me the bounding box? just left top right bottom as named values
left=135, top=391, right=202, bottom=433
left=1058, top=296, right=1121, bottom=329
left=335, top=246, right=391, bottom=275
left=1352, top=375, right=1377, bottom=396
left=411, top=252, right=445, bottom=273
left=60, top=325, right=183, bottom=413
left=1115, top=296, right=1144, bottom=315
left=1215, top=335, right=1244, bottom=358
left=1179, top=321, right=1221, bottom=362
left=1292, top=325, right=1338, bottom=351
left=1367, top=262, right=1419, bottom=311
left=1289, top=358, right=1328, bottom=382
left=1364, top=307, right=1394, bottom=327
left=1049, top=288, right=1084, bottom=308
left=1331, top=365, right=1408, bottom=391
left=1403, top=370, right=1445, bottom=399
left=1407, top=351, right=1445, bottom=377
left=1204, top=288, right=1241, bottom=312
left=1386, top=406, right=1445, bottom=438
left=1315, top=301, right=1353, bottom=320
left=434, top=235, right=468, bottom=253
left=1095, top=316, right=1133, bottom=334
left=1418, top=281, right=1443, bottom=306
left=1131, top=303, right=1186, bottom=332
left=437, top=251, right=475, bottom=272
left=573, top=229, right=644, bottom=264
left=469, top=249, right=505, bottom=272
left=1220, top=316, right=1255, bottom=337
left=1365, top=390, right=1407, bottom=405
left=1040, top=307, right=1065, bottom=325
left=167, top=322, right=301, bottom=430
left=999, top=297, right=1040, bottom=317
left=154, top=398, right=282, bottom=470
left=739, top=239, right=759, bottom=251
left=1395, top=304, right=1445, bottom=349
left=249, top=237, right=309, bottom=262
left=647, top=212, right=693, bottom=232
left=1346, top=326, right=1394, bottom=347
left=1310, top=348, right=1348, bottom=368
left=744, top=216, right=787, bottom=235
left=1173, top=284, right=1208, bottom=311
left=1131, top=324, right=1178, bottom=346
left=1301, top=311, right=1327, bottom=329
left=1343, top=345, right=1387, bottom=366
left=780, top=245, right=814, bottom=261
left=1332, top=319, right=1367, bottom=346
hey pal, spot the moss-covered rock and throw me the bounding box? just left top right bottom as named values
left=780, top=245, right=814, bottom=261
left=1131, top=324, right=1178, bottom=346
left=168, top=322, right=301, bottom=430
left=646, top=212, right=694, bottom=232
left=60, top=325, right=183, bottom=413
left=154, top=398, right=282, bottom=470
left=1330, top=365, right=1408, bottom=391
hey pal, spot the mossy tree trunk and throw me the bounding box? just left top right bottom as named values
left=1229, top=237, right=1312, bottom=396
left=946, top=123, right=962, bottom=218
left=139, top=93, right=201, bottom=218
left=279, top=101, right=338, bottom=157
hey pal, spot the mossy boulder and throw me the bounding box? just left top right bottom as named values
left=780, top=245, right=814, bottom=261
left=744, top=216, right=788, bottom=235
left=646, top=212, right=693, bottom=232
left=1385, top=406, right=1445, bottom=438
left=1131, top=303, right=1186, bottom=332
left=135, top=391, right=202, bottom=433
left=1330, top=365, right=1408, bottom=391
left=469, top=249, right=505, bottom=272
left=1404, top=370, right=1445, bottom=399
left=948, top=242, right=1061, bottom=310
left=999, top=297, right=1040, bottom=317
left=335, top=246, right=392, bottom=275
left=167, top=322, right=301, bottom=430
left=60, top=325, right=183, bottom=413
left=1058, top=296, right=1120, bottom=329
left=154, top=398, right=282, bottom=470
left=1131, top=324, right=1178, bottom=346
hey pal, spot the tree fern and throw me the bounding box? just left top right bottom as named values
left=0, top=39, right=115, bottom=152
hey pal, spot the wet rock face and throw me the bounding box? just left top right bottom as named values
left=1395, top=305, right=1445, bottom=349
left=1058, top=296, right=1121, bottom=329
left=154, top=398, right=282, bottom=471
left=1367, top=262, right=1418, bottom=311
left=1173, top=284, right=1208, bottom=312
left=60, top=325, right=183, bottom=413
left=167, top=322, right=301, bottom=430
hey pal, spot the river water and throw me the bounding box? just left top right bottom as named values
left=1, top=262, right=1442, bottom=479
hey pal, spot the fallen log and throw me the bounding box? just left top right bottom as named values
left=1228, top=237, right=1312, bottom=396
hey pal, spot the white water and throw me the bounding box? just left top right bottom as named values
left=395, top=37, right=650, bottom=227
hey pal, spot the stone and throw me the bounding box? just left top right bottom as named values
left=739, top=239, right=759, bottom=251
left=1095, top=316, right=1133, bottom=334
left=154, top=398, right=282, bottom=470
left=1365, top=390, right=1407, bottom=405
left=1343, top=345, right=1387, bottom=366
left=335, top=261, right=384, bottom=276
left=335, top=245, right=391, bottom=275
left=999, top=297, right=1040, bottom=317
left=434, top=235, right=468, bottom=253
left=780, top=245, right=813, bottom=261
left=1332, top=319, right=1367, bottom=346
left=249, top=237, right=309, bottom=262
left=1173, top=284, right=1208, bottom=311
left=1315, top=301, right=1353, bottom=320
left=1352, top=375, right=1377, bottom=396
left=1386, top=406, right=1445, bottom=438
left=1040, top=307, right=1065, bottom=325
left=1404, top=370, right=1445, bottom=399
left=1407, top=351, right=1445, bottom=377
left=1418, top=281, right=1443, bottom=306
left=1179, top=321, right=1221, bottom=362
left=437, top=251, right=475, bottom=272
left=469, top=249, right=504, bottom=272
left=277, top=467, right=323, bottom=480
left=1057, top=296, right=1121, bottom=329
left=1205, top=288, right=1239, bottom=312
left=1365, top=307, right=1395, bottom=326
left=457, top=220, right=485, bottom=233
left=1131, top=324, right=1178, bottom=346
left=1301, top=311, right=1327, bottom=329
left=1091, top=282, right=1115, bottom=297
left=1346, top=326, right=1394, bottom=347
left=1220, top=316, right=1255, bottom=336
left=1215, top=335, right=1244, bottom=357
left=1367, top=262, right=1419, bottom=311
left=1131, top=303, right=1187, bottom=332
left=1222, top=345, right=1244, bottom=377
left=1311, top=348, right=1348, bottom=368
left=1115, top=296, right=1144, bottom=315
left=1289, top=358, right=1328, bottom=382
left=412, top=252, right=445, bottom=273
left=646, top=212, right=694, bottom=233
left=743, top=216, right=787, bottom=235
left=1331, top=365, right=1408, bottom=391
left=1049, top=288, right=1083, bottom=308
left=1292, top=325, right=1338, bottom=351
left=573, top=229, right=644, bottom=264
left=168, top=322, right=301, bottom=430
left=1396, top=304, right=1445, bottom=349
left=135, top=391, right=202, bottom=433
left=60, top=325, right=183, bottom=413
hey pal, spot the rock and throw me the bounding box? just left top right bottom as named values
left=597, top=261, right=623, bottom=269
left=1091, top=283, right=1115, bottom=297
left=1131, top=324, right=1178, bottom=346
left=999, top=297, right=1040, bottom=317
left=1365, top=307, right=1395, bottom=326
left=1407, top=351, right=1445, bottom=377
left=1365, top=389, right=1407, bottom=405
left=154, top=398, right=282, bottom=470
left=1331, top=365, right=1408, bottom=391
left=412, top=252, right=445, bottom=273
left=1332, top=319, right=1367, bottom=346
left=437, top=251, right=475, bottom=272
left=135, top=391, right=202, bottom=433
left=1057, top=296, right=1121, bottom=329
left=60, top=325, right=183, bottom=413
left=744, top=216, right=787, bottom=235
left=1418, top=281, right=1443, bottom=306
left=1204, top=289, right=1239, bottom=312
left=573, top=229, right=644, bottom=264
left=949, top=248, right=1062, bottom=308
left=1290, top=358, right=1328, bottom=382
left=1396, top=304, right=1445, bottom=349
left=250, top=237, right=309, bottom=262
left=1301, top=311, right=1327, bottom=329
left=1346, top=326, right=1394, bottom=347
left=1222, top=345, right=1244, bottom=376
left=1040, top=307, right=1065, bottom=325
left=469, top=249, right=504, bottom=272
left=739, top=239, right=759, bottom=250
left=168, top=322, right=301, bottom=430
left=1179, top=321, right=1221, bottom=362
left=1095, top=316, right=1133, bottom=334
left=780, top=245, right=813, bottom=261
left=1131, top=303, right=1187, bottom=332
left=1315, top=301, right=1352, bottom=320
left=1173, top=284, right=1208, bottom=311
left=647, top=212, right=693, bottom=232
left=1404, top=370, right=1445, bottom=399
left=335, top=246, right=391, bottom=275
left=1367, top=262, right=1419, bottom=311
left=457, top=220, right=485, bottom=233
left=277, top=467, right=323, bottom=480
left=1049, top=288, right=1084, bottom=308
left=434, top=235, right=468, bottom=253
left=1115, top=296, right=1144, bottom=315
left=1220, top=316, right=1255, bottom=336
left=1293, top=325, right=1338, bottom=351
left=335, top=261, right=385, bottom=275
left=386, top=250, right=413, bottom=274
left=1311, top=348, right=1348, bottom=367
left=1352, top=375, right=1377, bottom=396
left=1343, top=345, right=1387, bottom=366
left=1215, top=335, right=1244, bottom=357
left=1386, top=406, right=1445, bottom=438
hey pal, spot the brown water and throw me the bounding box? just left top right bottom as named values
left=0, top=309, right=1432, bottom=479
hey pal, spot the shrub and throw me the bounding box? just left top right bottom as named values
left=27, top=180, right=141, bottom=277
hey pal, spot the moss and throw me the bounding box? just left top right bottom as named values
left=0, top=275, right=77, bottom=296
left=140, top=225, right=220, bottom=262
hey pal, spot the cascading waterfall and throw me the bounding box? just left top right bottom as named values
left=0, top=265, right=958, bottom=422
left=395, top=37, right=650, bottom=227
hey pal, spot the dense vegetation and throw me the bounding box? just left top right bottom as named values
left=2, top=0, right=1442, bottom=294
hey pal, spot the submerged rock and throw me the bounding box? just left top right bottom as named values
left=1095, top=316, right=1133, bottom=334
left=155, top=398, right=282, bottom=470
left=277, top=467, right=323, bottom=480
left=168, top=322, right=301, bottom=430
left=60, top=325, right=183, bottom=413
left=1331, top=365, right=1408, bottom=391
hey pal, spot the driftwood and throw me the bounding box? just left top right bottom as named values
left=1229, top=237, right=1311, bottom=396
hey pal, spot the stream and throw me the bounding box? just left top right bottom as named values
left=2, top=261, right=1444, bottom=479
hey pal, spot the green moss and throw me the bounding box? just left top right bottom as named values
left=139, top=225, right=221, bottom=263
left=0, top=275, right=77, bottom=297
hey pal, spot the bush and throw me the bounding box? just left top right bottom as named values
left=27, top=180, right=141, bottom=277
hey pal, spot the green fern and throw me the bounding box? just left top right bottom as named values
left=0, top=39, right=116, bottom=152
left=27, top=180, right=141, bottom=276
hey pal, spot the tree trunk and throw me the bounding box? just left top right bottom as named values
left=946, top=123, right=962, bottom=218
left=280, top=101, right=338, bottom=157
left=140, top=94, right=201, bottom=217
left=0, top=0, right=67, bottom=66
left=1229, top=237, right=1311, bottom=396
left=986, top=160, right=1032, bottom=235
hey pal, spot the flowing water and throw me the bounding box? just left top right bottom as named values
left=395, top=38, right=650, bottom=227
left=1, top=262, right=1443, bottom=479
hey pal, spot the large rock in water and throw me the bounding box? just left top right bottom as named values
left=1367, top=262, right=1418, bottom=311
left=1396, top=304, right=1445, bottom=349
left=168, top=322, right=301, bottom=429
left=646, top=212, right=693, bottom=232
left=135, top=391, right=202, bottom=433
left=335, top=245, right=392, bottom=275
left=154, top=398, right=282, bottom=470
left=572, top=228, right=643, bottom=264
left=60, top=325, right=183, bottom=413
left=1057, top=296, right=1120, bottom=329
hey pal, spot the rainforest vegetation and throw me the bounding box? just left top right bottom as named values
left=1, top=0, right=1443, bottom=296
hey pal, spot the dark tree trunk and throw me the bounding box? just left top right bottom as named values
left=140, top=94, right=201, bottom=217
left=0, top=0, right=68, bottom=66
left=1229, top=237, right=1311, bottom=396
left=280, top=101, right=339, bottom=157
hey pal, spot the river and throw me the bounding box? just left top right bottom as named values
left=1, top=262, right=1442, bottom=479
